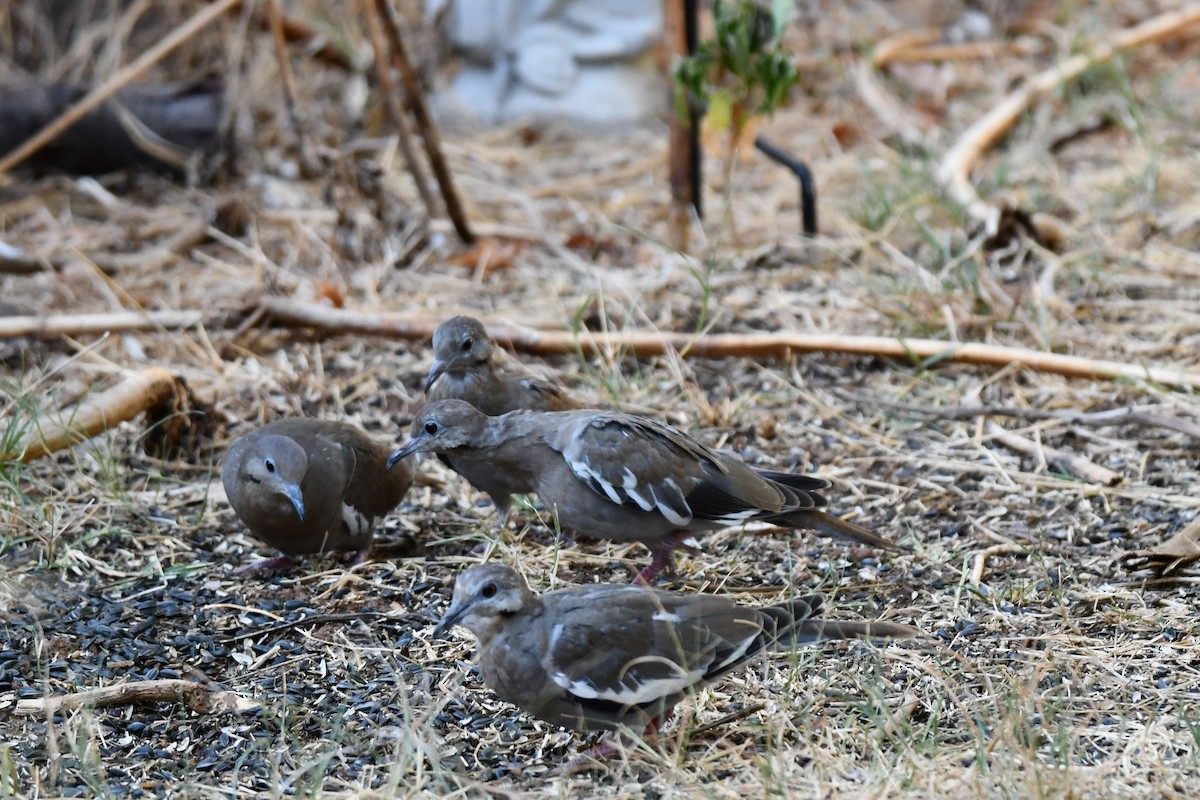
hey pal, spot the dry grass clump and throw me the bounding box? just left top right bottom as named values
left=3, top=0, right=1200, bottom=797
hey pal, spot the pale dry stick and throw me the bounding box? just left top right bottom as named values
left=256, top=299, right=1200, bottom=392
left=879, top=240, right=942, bottom=293
left=689, top=702, right=769, bottom=737
left=0, top=220, right=209, bottom=276
left=970, top=543, right=1029, bottom=587
left=852, top=60, right=934, bottom=149
left=872, top=29, right=941, bottom=65
left=0, top=311, right=202, bottom=339
left=14, top=679, right=261, bottom=716
left=938, top=4, right=1200, bottom=233
left=842, top=391, right=1200, bottom=439
left=0, top=0, right=243, bottom=174
left=6, top=303, right=1200, bottom=390
left=880, top=689, right=922, bottom=740
left=426, top=217, right=540, bottom=241
left=980, top=419, right=1122, bottom=485
left=9, top=367, right=178, bottom=462
left=854, top=451, right=1200, bottom=508
left=962, top=387, right=1122, bottom=485
left=874, top=29, right=1046, bottom=66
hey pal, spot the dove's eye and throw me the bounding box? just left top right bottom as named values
left=481, top=582, right=497, bottom=598
left=264, top=458, right=276, bottom=473
left=424, top=421, right=439, bottom=435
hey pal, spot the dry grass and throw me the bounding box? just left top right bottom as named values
left=3, top=0, right=1200, bottom=797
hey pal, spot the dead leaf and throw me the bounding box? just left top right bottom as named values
left=1122, top=517, right=1200, bottom=575
left=831, top=120, right=863, bottom=149
left=564, top=231, right=617, bottom=255
left=315, top=279, right=347, bottom=308
left=446, top=237, right=527, bottom=275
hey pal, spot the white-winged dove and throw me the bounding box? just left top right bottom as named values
left=435, top=563, right=916, bottom=746
left=424, top=316, right=583, bottom=416
left=422, top=315, right=583, bottom=527
left=222, top=418, right=414, bottom=571
left=388, top=400, right=905, bottom=583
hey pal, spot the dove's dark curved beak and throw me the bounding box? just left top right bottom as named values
left=432, top=601, right=465, bottom=638
left=423, top=359, right=447, bottom=393
left=387, top=439, right=419, bottom=471
left=282, top=483, right=306, bottom=522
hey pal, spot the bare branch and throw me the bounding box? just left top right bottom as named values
left=14, top=679, right=261, bottom=716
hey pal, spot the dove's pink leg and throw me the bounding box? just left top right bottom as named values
left=634, top=532, right=690, bottom=585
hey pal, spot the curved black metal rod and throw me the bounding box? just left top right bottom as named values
left=753, top=134, right=818, bottom=236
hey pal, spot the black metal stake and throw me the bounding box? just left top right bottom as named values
left=684, top=0, right=702, bottom=220
left=754, top=134, right=817, bottom=236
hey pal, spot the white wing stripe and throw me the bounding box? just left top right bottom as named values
left=341, top=503, right=372, bottom=538
left=711, top=630, right=761, bottom=672
left=596, top=476, right=624, bottom=505
left=627, top=488, right=656, bottom=511
left=712, top=509, right=761, bottom=524
left=568, top=456, right=624, bottom=505
left=622, top=468, right=638, bottom=489
left=650, top=485, right=691, bottom=527
left=552, top=663, right=703, bottom=705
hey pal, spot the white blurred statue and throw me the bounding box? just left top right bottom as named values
left=427, top=0, right=664, bottom=128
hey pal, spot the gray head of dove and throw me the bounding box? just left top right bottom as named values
left=433, top=563, right=533, bottom=640
left=238, top=434, right=307, bottom=522
left=387, top=399, right=491, bottom=469
left=425, top=316, right=494, bottom=392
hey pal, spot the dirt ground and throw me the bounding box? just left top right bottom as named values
left=3, top=1, right=1200, bottom=797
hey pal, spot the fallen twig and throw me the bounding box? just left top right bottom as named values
left=0, top=311, right=203, bottom=339
left=257, top=299, right=1200, bottom=391
left=938, top=5, right=1200, bottom=232
left=14, top=678, right=260, bottom=716
left=961, top=391, right=1122, bottom=485
left=873, top=29, right=1045, bottom=66
left=0, top=0, right=243, bottom=175
left=981, top=418, right=1122, bottom=485
left=880, top=690, right=921, bottom=739
left=4, top=219, right=212, bottom=276
left=689, top=702, right=768, bottom=736
left=374, top=0, right=474, bottom=244
left=8, top=368, right=180, bottom=462
left=4, top=304, right=1200, bottom=393
left=840, top=392, right=1200, bottom=439
left=218, top=610, right=412, bottom=643
left=360, top=0, right=435, bottom=212
left=970, top=543, right=1028, bottom=587
left=853, top=60, right=934, bottom=149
